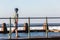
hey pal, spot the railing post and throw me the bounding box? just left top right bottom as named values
left=9, top=17, right=11, bottom=39
left=46, top=17, right=48, bottom=38
left=28, top=17, right=30, bottom=38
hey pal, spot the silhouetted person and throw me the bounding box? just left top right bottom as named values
left=1, top=23, right=8, bottom=34
left=12, top=8, right=19, bottom=38
left=24, top=23, right=28, bottom=33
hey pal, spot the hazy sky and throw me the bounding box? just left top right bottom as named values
left=0, top=0, right=60, bottom=17
left=0, top=0, right=60, bottom=23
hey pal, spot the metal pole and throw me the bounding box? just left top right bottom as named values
left=9, top=17, right=11, bottom=39
left=46, top=17, right=48, bottom=38
left=28, top=17, right=30, bottom=38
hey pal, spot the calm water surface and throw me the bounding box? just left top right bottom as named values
left=0, top=32, right=60, bottom=38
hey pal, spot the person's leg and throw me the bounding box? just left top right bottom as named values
left=15, top=29, right=18, bottom=37
left=15, top=29, right=19, bottom=38
left=15, top=22, right=20, bottom=38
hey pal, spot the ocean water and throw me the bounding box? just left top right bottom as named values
left=0, top=23, right=60, bottom=38
left=0, top=32, right=60, bottom=38
left=0, top=23, right=60, bottom=27
left=0, top=23, right=60, bottom=30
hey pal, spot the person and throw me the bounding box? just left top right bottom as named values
left=12, top=8, right=19, bottom=38
left=24, top=23, right=28, bottom=33
left=1, top=23, right=8, bottom=34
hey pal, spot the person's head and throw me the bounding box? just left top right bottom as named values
left=24, top=23, right=28, bottom=27
left=2, top=23, right=6, bottom=27
left=15, top=8, right=19, bottom=13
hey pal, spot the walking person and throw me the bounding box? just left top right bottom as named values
left=12, top=8, right=19, bottom=38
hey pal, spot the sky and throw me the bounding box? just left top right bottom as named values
left=0, top=0, right=60, bottom=17
left=0, top=0, right=60, bottom=23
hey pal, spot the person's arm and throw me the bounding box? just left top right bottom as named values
left=1, top=24, right=3, bottom=31
left=1, top=28, right=3, bottom=31
left=12, top=28, right=16, bottom=33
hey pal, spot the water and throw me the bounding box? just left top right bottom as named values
left=0, top=32, right=60, bottom=38
left=0, top=23, right=60, bottom=27
left=0, top=23, right=60, bottom=38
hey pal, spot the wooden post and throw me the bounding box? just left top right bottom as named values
left=46, top=17, right=48, bottom=38
left=28, top=17, right=30, bottom=38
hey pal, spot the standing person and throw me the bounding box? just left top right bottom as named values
left=12, top=8, right=19, bottom=38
